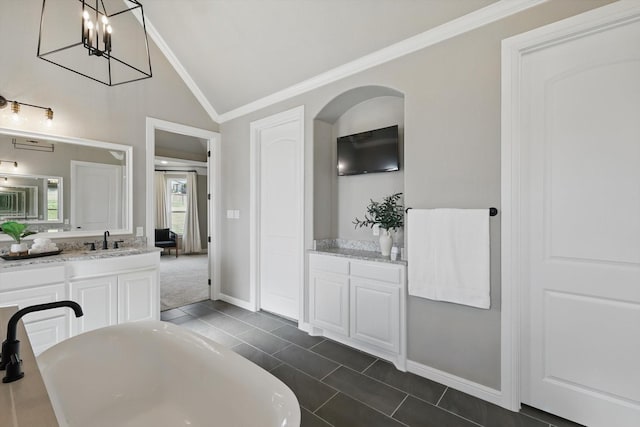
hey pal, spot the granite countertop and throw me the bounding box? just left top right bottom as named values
left=0, top=307, right=59, bottom=427
left=0, top=247, right=161, bottom=270
left=309, top=247, right=407, bottom=265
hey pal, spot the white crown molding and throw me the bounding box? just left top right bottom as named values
left=142, top=18, right=221, bottom=124
left=217, top=0, right=548, bottom=122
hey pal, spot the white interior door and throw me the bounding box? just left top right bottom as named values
left=520, top=11, right=640, bottom=427
left=71, top=161, right=123, bottom=231
left=252, top=107, right=304, bottom=320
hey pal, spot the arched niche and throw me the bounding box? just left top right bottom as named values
left=313, top=86, right=405, bottom=243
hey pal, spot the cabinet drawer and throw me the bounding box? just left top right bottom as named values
left=309, top=254, right=349, bottom=275
left=0, top=265, right=65, bottom=290
left=351, top=261, right=402, bottom=284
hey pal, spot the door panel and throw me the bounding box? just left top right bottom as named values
left=544, top=291, right=640, bottom=402
left=257, top=114, right=302, bottom=320
left=521, top=15, right=640, bottom=426
left=71, top=161, right=123, bottom=230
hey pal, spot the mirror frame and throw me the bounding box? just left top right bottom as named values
left=0, top=127, right=133, bottom=240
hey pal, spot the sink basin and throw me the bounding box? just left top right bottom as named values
left=37, top=321, right=300, bottom=427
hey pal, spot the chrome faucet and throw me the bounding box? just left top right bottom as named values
left=102, top=230, right=110, bottom=250
left=0, top=301, right=83, bottom=383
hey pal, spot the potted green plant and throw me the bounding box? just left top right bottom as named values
left=353, top=192, right=404, bottom=256
left=1, top=221, right=37, bottom=255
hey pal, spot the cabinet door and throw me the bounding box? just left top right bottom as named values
left=70, top=276, right=118, bottom=335
left=309, top=270, right=349, bottom=335
left=0, top=283, right=69, bottom=354
left=350, top=278, right=400, bottom=352
left=118, top=270, right=158, bottom=323
left=25, top=316, right=69, bottom=356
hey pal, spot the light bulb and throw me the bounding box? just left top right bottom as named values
left=87, top=20, right=94, bottom=30
left=82, top=10, right=90, bottom=20
left=107, top=25, right=112, bottom=34
left=45, top=108, right=54, bottom=126
left=101, top=15, right=108, bottom=25
left=11, top=101, right=20, bottom=121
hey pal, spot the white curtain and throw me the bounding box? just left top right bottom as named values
left=154, top=172, right=168, bottom=229
left=183, top=172, right=202, bottom=253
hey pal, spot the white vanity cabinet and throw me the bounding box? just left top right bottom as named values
left=0, top=250, right=160, bottom=354
left=67, top=252, right=159, bottom=334
left=308, top=253, right=406, bottom=370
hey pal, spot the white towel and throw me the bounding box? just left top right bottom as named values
left=408, top=209, right=490, bottom=309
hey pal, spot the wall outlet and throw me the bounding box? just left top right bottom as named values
left=372, top=224, right=380, bottom=236
left=136, top=226, right=143, bottom=237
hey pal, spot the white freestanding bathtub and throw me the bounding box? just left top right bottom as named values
left=38, top=321, right=300, bottom=427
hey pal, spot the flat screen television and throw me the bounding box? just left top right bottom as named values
left=337, top=125, right=399, bottom=176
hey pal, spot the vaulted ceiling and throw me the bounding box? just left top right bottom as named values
left=142, top=0, right=498, bottom=122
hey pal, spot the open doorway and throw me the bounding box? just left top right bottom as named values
left=145, top=118, right=221, bottom=311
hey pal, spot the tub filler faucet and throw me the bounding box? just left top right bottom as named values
left=0, top=301, right=84, bottom=383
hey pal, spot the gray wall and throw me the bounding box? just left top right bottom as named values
left=219, top=0, right=614, bottom=389
left=0, top=1, right=218, bottom=241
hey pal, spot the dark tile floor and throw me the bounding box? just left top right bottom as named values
left=162, top=300, right=583, bottom=427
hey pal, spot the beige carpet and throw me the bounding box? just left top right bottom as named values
left=160, top=253, right=209, bottom=311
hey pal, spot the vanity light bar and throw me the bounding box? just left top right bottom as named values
left=12, top=138, right=55, bottom=153
left=0, top=95, right=54, bottom=125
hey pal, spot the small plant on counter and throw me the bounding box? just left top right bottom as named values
left=0, top=221, right=37, bottom=244
left=353, top=192, right=404, bottom=231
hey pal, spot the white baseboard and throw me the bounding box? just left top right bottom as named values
left=406, top=360, right=504, bottom=408
left=216, top=293, right=256, bottom=312
left=297, top=321, right=312, bottom=333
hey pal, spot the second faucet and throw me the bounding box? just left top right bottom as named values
left=102, top=230, right=110, bottom=250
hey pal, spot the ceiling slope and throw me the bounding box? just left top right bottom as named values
left=142, top=0, right=546, bottom=122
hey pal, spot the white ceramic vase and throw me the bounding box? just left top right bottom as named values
left=379, top=229, right=393, bottom=257
left=10, top=243, right=28, bottom=254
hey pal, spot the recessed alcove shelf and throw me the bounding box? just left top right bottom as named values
left=313, top=86, right=405, bottom=245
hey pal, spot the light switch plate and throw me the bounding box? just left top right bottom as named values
left=136, top=226, right=143, bottom=237
left=227, top=210, right=234, bottom=219
left=234, top=210, right=240, bottom=219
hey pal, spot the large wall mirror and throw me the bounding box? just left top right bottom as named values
left=0, top=128, right=132, bottom=240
